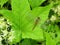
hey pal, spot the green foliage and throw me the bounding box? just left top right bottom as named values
left=0, top=0, right=60, bottom=45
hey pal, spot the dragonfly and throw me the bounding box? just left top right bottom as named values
left=32, top=17, right=40, bottom=30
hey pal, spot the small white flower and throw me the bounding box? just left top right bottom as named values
left=50, top=15, right=56, bottom=21
left=8, top=30, right=15, bottom=42
left=57, top=6, right=60, bottom=15
left=2, top=30, right=8, bottom=37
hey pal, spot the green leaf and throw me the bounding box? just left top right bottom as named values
left=22, top=39, right=31, bottom=45
left=0, top=10, right=13, bottom=21
left=28, top=0, right=45, bottom=8
left=22, top=4, right=53, bottom=41
left=45, top=32, right=56, bottom=45
left=0, top=0, right=8, bottom=7
left=11, top=0, right=30, bottom=13
left=22, top=39, right=40, bottom=45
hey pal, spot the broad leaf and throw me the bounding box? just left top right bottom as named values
left=22, top=4, right=53, bottom=41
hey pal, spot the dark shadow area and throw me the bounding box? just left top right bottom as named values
left=57, top=22, right=60, bottom=28
left=30, top=5, right=32, bottom=10
left=40, top=0, right=50, bottom=7
left=0, top=5, right=1, bottom=10
left=48, top=10, right=55, bottom=19
left=3, top=1, right=12, bottom=10
left=56, top=42, right=60, bottom=45
left=0, top=14, right=3, bottom=17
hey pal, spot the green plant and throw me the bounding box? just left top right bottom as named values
left=0, top=0, right=60, bottom=45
